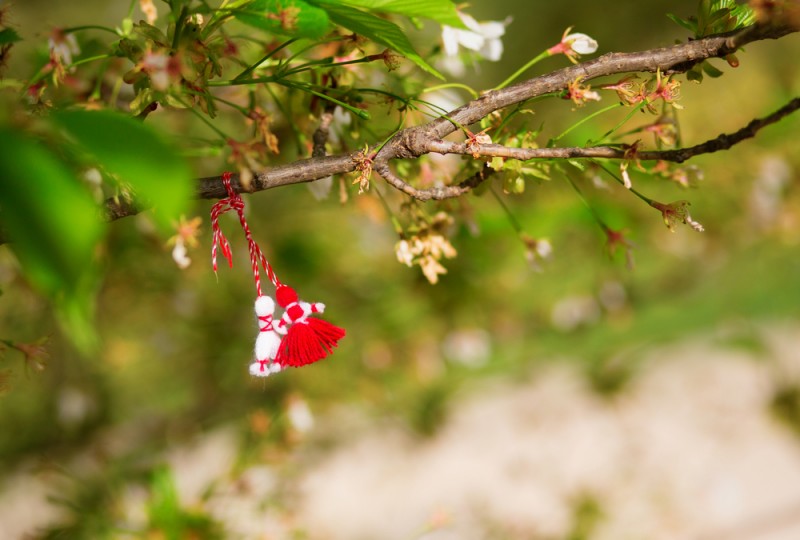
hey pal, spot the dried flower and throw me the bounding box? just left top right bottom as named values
left=371, top=48, right=402, bottom=71
left=650, top=69, right=683, bottom=109
left=547, top=27, right=598, bottom=63
left=564, top=78, right=601, bottom=107
left=395, top=212, right=457, bottom=284
left=650, top=200, right=705, bottom=232
left=247, top=107, right=280, bottom=154
left=167, top=215, right=202, bottom=269
left=227, top=138, right=267, bottom=190
left=352, top=147, right=374, bottom=194
left=602, top=76, right=644, bottom=105
left=465, top=128, right=492, bottom=158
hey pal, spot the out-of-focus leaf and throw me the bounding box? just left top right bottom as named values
left=235, top=0, right=331, bottom=39
left=728, top=4, right=756, bottom=29
left=702, top=61, right=724, bottom=78
left=319, top=0, right=464, bottom=27
left=51, top=109, right=192, bottom=234
left=687, top=67, right=704, bottom=83
left=312, top=1, right=443, bottom=79
left=0, top=28, right=22, bottom=45
left=0, top=127, right=105, bottom=350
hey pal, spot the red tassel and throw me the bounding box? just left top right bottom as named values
left=275, top=318, right=345, bottom=367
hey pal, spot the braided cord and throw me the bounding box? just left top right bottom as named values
left=210, top=172, right=282, bottom=296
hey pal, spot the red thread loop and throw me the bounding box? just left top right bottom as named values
left=210, top=172, right=282, bottom=296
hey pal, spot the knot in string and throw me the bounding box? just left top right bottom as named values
left=210, top=172, right=282, bottom=297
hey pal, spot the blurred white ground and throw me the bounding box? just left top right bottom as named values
left=2, top=323, right=800, bottom=539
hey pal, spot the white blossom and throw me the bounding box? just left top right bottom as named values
left=171, top=239, right=191, bottom=269
left=564, top=32, right=598, bottom=55
left=441, top=12, right=511, bottom=75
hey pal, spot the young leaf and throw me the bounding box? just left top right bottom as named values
left=320, top=0, right=464, bottom=27
left=701, top=61, right=724, bottom=78
left=312, top=1, right=443, bottom=79
left=666, top=13, right=697, bottom=34
left=687, top=67, right=704, bottom=83
left=234, top=0, right=331, bottom=39
left=51, top=109, right=193, bottom=234
left=0, top=128, right=106, bottom=350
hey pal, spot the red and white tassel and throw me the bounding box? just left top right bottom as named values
left=274, top=285, right=346, bottom=368
left=211, top=172, right=346, bottom=377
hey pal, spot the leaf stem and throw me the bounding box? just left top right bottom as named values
left=278, top=80, right=370, bottom=120
left=550, top=103, right=624, bottom=144
left=233, top=38, right=297, bottom=81
left=62, top=25, right=120, bottom=36
left=422, top=83, right=479, bottom=100
left=172, top=95, right=230, bottom=140
left=494, top=50, right=550, bottom=91
left=588, top=101, right=648, bottom=145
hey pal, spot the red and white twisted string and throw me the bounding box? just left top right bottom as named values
left=210, top=172, right=282, bottom=297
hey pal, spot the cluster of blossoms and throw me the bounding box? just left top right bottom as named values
left=395, top=212, right=458, bottom=284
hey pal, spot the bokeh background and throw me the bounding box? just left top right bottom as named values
left=1, top=1, right=800, bottom=539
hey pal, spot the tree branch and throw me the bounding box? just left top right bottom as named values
left=106, top=22, right=797, bottom=220
left=426, top=96, right=800, bottom=163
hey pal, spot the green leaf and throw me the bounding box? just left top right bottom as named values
left=503, top=175, right=525, bottom=194
left=686, top=67, right=704, bottom=83
left=234, top=0, right=331, bottom=39
left=312, top=1, right=443, bottom=79
left=567, top=159, right=586, bottom=172
left=666, top=13, right=697, bottom=33
left=319, top=0, right=464, bottom=27
left=520, top=165, right=551, bottom=182
left=706, top=7, right=733, bottom=30
left=0, top=28, right=22, bottom=45
left=51, top=109, right=193, bottom=234
left=701, top=61, right=724, bottom=78
left=0, top=128, right=105, bottom=350
left=728, top=4, right=756, bottom=29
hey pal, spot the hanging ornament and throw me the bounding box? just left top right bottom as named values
left=274, top=284, right=346, bottom=368
left=210, top=172, right=345, bottom=377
